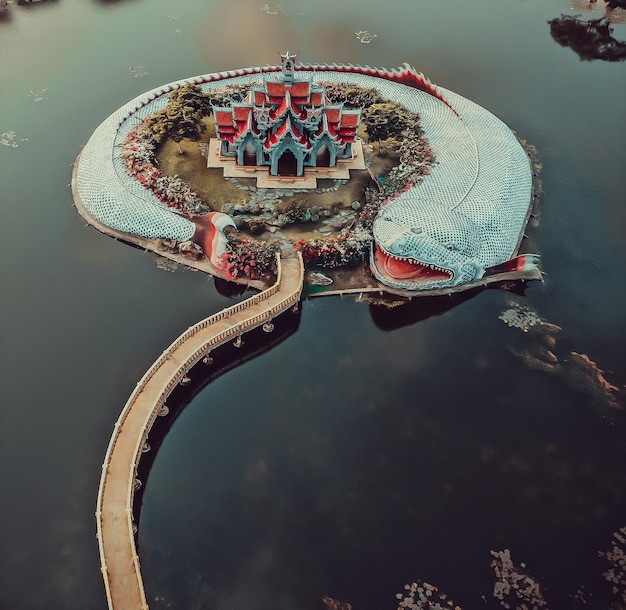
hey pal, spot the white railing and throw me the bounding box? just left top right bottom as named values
left=96, top=252, right=303, bottom=610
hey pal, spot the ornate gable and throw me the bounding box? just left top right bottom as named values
left=212, top=52, right=362, bottom=176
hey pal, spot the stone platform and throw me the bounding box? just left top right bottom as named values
left=206, top=138, right=366, bottom=189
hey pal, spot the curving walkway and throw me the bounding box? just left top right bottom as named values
left=95, top=252, right=304, bottom=610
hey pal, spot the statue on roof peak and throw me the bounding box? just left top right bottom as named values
left=212, top=54, right=362, bottom=177
left=279, top=50, right=298, bottom=84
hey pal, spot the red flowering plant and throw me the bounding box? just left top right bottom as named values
left=295, top=226, right=372, bottom=268
left=119, top=120, right=209, bottom=216
left=293, top=92, right=435, bottom=271
left=221, top=238, right=279, bottom=280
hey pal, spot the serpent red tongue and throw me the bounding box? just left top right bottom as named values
left=376, top=247, right=451, bottom=281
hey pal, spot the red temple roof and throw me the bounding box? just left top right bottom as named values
left=213, top=58, right=362, bottom=164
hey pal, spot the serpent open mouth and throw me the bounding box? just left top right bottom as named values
left=373, top=244, right=453, bottom=284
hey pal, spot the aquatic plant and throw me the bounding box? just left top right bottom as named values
left=396, top=581, right=461, bottom=610
left=322, top=597, right=352, bottom=610
left=490, top=549, right=548, bottom=609
left=355, top=30, right=378, bottom=44
left=0, top=130, right=28, bottom=148
left=499, top=304, right=543, bottom=332
left=599, top=526, right=626, bottom=603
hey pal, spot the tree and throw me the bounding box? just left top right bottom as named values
left=167, top=100, right=206, bottom=154
left=362, top=102, right=422, bottom=142
left=145, top=88, right=208, bottom=153
left=168, top=83, right=212, bottom=114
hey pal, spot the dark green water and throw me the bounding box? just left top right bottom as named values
left=1, top=1, right=625, bottom=609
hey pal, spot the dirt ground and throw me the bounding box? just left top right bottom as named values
left=156, top=119, right=396, bottom=244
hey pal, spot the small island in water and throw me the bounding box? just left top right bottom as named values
left=72, top=52, right=541, bottom=302
left=71, top=54, right=544, bottom=610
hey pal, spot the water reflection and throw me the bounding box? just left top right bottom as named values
left=214, top=277, right=256, bottom=299
left=133, top=306, right=302, bottom=534
left=15, top=0, right=59, bottom=6
left=367, top=282, right=530, bottom=331
left=571, top=0, right=626, bottom=20
left=367, top=290, right=481, bottom=331
left=505, top=309, right=624, bottom=420
left=0, top=4, right=11, bottom=24
left=2, top=0, right=625, bottom=608
left=549, top=1, right=626, bottom=61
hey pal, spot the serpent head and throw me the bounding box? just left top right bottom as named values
left=371, top=200, right=484, bottom=290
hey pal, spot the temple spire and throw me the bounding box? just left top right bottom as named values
left=279, top=50, right=297, bottom=86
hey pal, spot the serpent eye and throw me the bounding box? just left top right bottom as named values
left=444, top=243, right=458, bottom=251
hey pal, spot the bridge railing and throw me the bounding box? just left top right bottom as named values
left=96, top=252, right=303, bottom=610
left=96, top=256, right=283, bottom=485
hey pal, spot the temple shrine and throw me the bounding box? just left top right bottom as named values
left=210, top=52, right=362, bottom=180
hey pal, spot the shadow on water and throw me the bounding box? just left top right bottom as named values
left=549, top=12, right=626, bottom=61
left=1, top=0, right=60, bottom=20
left=131, top=304, right=302, bottom=541
left=92, top=0, right=138, bottom=4
left=214, top=276, right=256, bottom=299
left=368, top=283, right=530, bottom=331
left=15, top=0, right=60, bottom=6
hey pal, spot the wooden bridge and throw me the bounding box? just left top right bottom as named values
left=95, top=252, right=304, bottom=610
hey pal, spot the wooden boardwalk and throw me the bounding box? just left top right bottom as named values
left=95, top=252, right=304, bottom=610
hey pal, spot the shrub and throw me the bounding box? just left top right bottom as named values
left=223, top=238, right=279, bottom=280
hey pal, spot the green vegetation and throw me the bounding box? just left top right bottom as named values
left=124, top=80, right=436, bottom=274
left=145, top=84, right=209, bottom=153
left=362, top=101, right=423, bottom=142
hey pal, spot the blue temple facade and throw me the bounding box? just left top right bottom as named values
left=212, top=52, right=361, bottom=177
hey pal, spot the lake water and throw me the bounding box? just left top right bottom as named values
left=1, top=0, right=625, bottom=609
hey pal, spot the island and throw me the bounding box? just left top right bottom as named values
left=71, top=54, right=541, bottom=610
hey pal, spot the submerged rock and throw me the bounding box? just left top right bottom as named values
left=155, top=238, right=179, bottom=253
left=307, top=271, right=333, bottom=286
left=178, top=240, right=204, bottom=260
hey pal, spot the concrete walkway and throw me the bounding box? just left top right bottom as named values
left=95, top=253, right=304, bottom=610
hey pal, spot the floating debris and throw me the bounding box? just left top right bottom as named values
left=166, top=13, right=180, bottom=19
left=260, top=3, right=284, bottom=14
left=396, top=581, right=461, bottom=610
left=499, top=303, right=543, bottom=332
left=357, top=293, right=407, bottom=308
left=128, top=66, right=148, bottom=78
left=27, top=88, right=48, bottom=102
left=322, top=597, right=352, bottom=610
left=355, top=30, right=378, bottom=44
left=155, top=258, right=179, bottom=272
left=569, top=584, right=592, bottom=606
left=1, top=130, right=28, bottom=148
left=307, top=271, right=333, bottom=286
left=490, top=549, right=548, bottom=609
left=566, top=351, right=622, bottom=411
left=174, top=28, right=182, bottom=34
left=599, top=525, right=626, bottom=603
